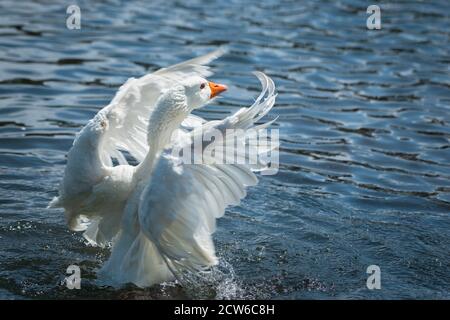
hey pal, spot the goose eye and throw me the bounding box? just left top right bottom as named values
left=200, top=83, right=206, bottom=89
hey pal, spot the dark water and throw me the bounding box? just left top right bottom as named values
left=0, top=0, right=449, bottom=299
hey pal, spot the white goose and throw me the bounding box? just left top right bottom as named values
left=49, top=49, right=277, bottom=287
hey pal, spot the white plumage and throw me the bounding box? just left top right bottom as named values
left=49, top=49, right=277, bottom=287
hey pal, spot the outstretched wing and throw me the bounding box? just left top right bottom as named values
left=98, top=48, right=226, bottom=166
left=50, top=50, right=224, bottom=243
left=154, top=48, right=225, bottom=80
left=138, top=72, right=277, bottom=274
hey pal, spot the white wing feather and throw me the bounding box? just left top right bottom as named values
left=138, top=72, right=277, bottom=274
left=100, top=48, right=226, bottom=164
left=50, top=50, right=225, bottom=245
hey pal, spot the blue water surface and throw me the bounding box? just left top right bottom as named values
left=0, top=0, right=449, bottom=299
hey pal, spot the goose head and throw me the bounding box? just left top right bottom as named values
left=181, top=76, right=227, bottom=109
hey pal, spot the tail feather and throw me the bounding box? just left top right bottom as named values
left=99, top=231, right=174, bottom=287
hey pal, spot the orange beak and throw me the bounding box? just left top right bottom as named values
left=208, top=81, right=228, bottom=98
